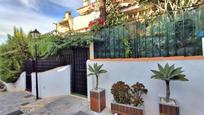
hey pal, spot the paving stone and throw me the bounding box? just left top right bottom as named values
left=6, top=110, right=23, bottom=115
left=0, top=92, right=112, bottom=115
left=75, top=111, right=89, bottom=115
left=0, top=91, right=35, bottom=115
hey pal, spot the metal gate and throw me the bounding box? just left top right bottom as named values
left=61, top=47, right=89, bottom=96
left=25, top=47, right=89, bottom=96
left=71, top=47, right=89, bottom=96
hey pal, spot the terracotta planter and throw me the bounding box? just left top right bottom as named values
left=111, top=102, right=144, bottom=115
left=90, top=88, right=106, bottom=112
left=159, top=97, right=179, bottom=115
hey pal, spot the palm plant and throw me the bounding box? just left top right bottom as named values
left=151, top=63, right=189, bottom=102
left=88, top=63, right=107, bottom=90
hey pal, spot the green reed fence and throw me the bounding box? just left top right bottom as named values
left=94, top=6, right=204, bottom=58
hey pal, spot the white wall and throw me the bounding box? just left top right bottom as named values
left=5, top=72, right=26, bottom=92
left=73, top=11, right=100, bottom=30
left=87, top=59, right=204, bottom=115
left=31, top=65, right=71, bottom=98
left=15, top=72, right=26, bottom=91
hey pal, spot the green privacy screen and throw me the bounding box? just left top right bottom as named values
left=94, top=6, right=204, bottom=58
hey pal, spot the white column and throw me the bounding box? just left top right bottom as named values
left=202, top=37, right=204, bottom=56
left=89, top=43, right=94, bottom=59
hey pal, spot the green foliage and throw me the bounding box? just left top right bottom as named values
left=0, top=28, right=94, bottom=83
left=138, top=0, right=202, bottom=20
left=0, top=27, right=32, bottom=83
left=88, top=63, right=107, bottom=76
left=61, top=32, right=93, bottom=49
left=28, top=35, right=61, bottom=58
left=88, top=63, right=107, bottom=90
left=122, top=38, right=132, bottom=58
left=151, top=63, right=188, bottom=102
left=106, top=0, right=128, bottom=26
left=111, top=81, right=148, bottom=106
left=90, top=23, right=103, bottom=35
left=151, top=63, right=188, bottom=81
left=29, top=32, right=93, bottom=58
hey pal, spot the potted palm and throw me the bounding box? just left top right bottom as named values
left=111, top=81, right=147, bottom=115
left=151, top=63, right=189, bottom=115
left=88, top=63, right=107, bottom=112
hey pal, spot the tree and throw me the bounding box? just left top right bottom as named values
left=88, top=63, right=107, bottom=90
left=99, top=0, right=107, bottom=20
left=0, top=27, right=31, bottom=82
left=151, top=63, right=189, bottom=102
left=138, top=0, right=202, bottom=20
left=106, top=0, right=128, bottom=26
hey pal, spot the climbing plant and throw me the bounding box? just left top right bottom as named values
left=138, top=0, right=202, bottom=20
left=29, top=32, right=94, bottom=58
left=122, top=38, right=132, bottom=58
left=106, top=0, right=128, bottom=26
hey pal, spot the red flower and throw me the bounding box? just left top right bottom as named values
left=88, top=18, right=106, bottom=28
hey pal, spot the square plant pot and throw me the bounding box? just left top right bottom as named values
left=111, top=101, right=144, bottom=115
left=90, top=88, right=106, bottom=112
left=159, top=97, right=179, bottom=115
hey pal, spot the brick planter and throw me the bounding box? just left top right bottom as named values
left=111, top=102, right=144, bottom=115
left=159, top=97, right=179, bottom=115
left=90, top=88, right=106, bottom=112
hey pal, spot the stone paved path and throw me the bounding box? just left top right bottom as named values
left=29, top=95, right=112, bottom=115
left=0, top=91, right=35, bottom=115
left=30, top=96, right=90, bottom=115
left=0, top=91, right=112, bottom=115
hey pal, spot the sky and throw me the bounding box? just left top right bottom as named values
left=0, top=0, right=91, bottom=43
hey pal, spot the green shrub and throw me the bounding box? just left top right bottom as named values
left=0, top=28, right=94, bottom=83
left=29, top=32, right=93, bottom=58
left=0, top=27, right=31, bottom=83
